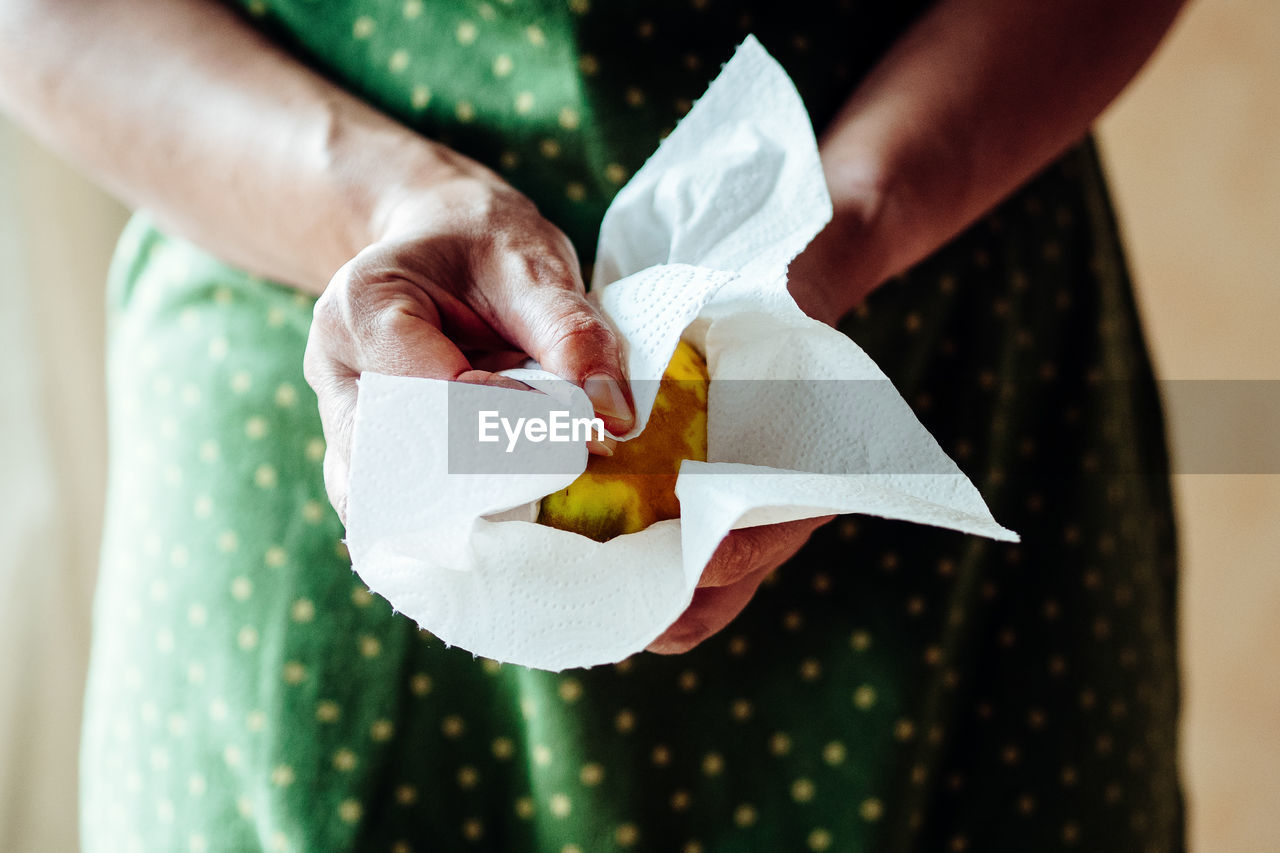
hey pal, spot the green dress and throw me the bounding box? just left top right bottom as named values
left=80, top=2, right=1185, bottom=851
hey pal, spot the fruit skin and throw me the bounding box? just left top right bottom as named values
left=537, top=340, right=709, bottom=542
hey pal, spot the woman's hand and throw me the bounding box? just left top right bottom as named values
left=303, top=165, right=634, bottom=522
left=647, top=515, right=834, bottom=654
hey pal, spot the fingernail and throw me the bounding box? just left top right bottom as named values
left=583, top=373, right=633, bottom=429
left=587, top=437, right=617, bottom=457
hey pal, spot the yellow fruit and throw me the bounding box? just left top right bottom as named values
left=537, top=339, right=709, bottom=541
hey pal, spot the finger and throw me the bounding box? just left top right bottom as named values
left=305, top=256, right=493, bottom=524
left=698, top=515, right=834, bottom=588
left=529, top=291, right=634, bottom=435
left=650, top=517, right=837, bottom=653
left=307, top=279, right=458, bottom=466
left=478, top=235, right=635, bottom=434
left=647, top=565, right=774, bottom=655
left=351, top=293, right=474, bottom=381
left=303, top=343, right=357, bottom=525
left=453, top=369, right=533, bottom=394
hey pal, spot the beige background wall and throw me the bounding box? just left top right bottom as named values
left=0, top=121, right=126, bottom=853
left=1098, top=0, right=1280, bottom=849
left=0, top=0, right=1275, bottom=849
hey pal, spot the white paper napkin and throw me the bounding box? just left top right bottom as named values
left=345, top=36, right=1018, bottom=672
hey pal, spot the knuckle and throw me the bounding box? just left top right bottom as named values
left=549, top=308, right=609, bottom=344
left=305, top=268, right=364, bottom=371
left=540, top=309, right=616, bottom=364
left=307, top=286, right=346, bottom=341
left=303, top=321, right=343, bottom=392
left=301, top=341, right=324, bottom=389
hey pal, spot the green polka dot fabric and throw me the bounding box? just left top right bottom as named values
left=80, top=2, right=1185, bottom=851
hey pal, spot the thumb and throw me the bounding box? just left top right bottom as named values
left=530, top=292, right=635, bottom=435
left=492, top=254, right=635, bottom=434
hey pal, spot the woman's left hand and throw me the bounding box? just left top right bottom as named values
left=647, top=515, right=835, bottom=654
left=644, top=214, right=861, bottom=655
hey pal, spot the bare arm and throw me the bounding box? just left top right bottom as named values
left=0, top=0, right=448, bottom=293
left=0, top=0, right=1186, bottom=316
left=789, top=0, right=1189, bottom=323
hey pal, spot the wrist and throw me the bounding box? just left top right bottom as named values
left=314, top=98, right=473, bottom=273
left=362, top=143, right=489, bottom=244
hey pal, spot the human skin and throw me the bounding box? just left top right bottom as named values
left=0, top=0, right=1186, bottom=653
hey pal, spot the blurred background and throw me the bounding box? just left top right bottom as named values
left=1, top=0, right=1276, bottom=849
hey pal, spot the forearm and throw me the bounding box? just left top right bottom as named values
left=0, top=0, right=457, bottom=293
left=807, top=0, right=1188, bottom=321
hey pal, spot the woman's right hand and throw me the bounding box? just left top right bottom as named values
left=303, top=162, right=635, bottom=523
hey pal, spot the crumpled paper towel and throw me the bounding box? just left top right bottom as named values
left=345, top=36, right=1018, bottom=671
